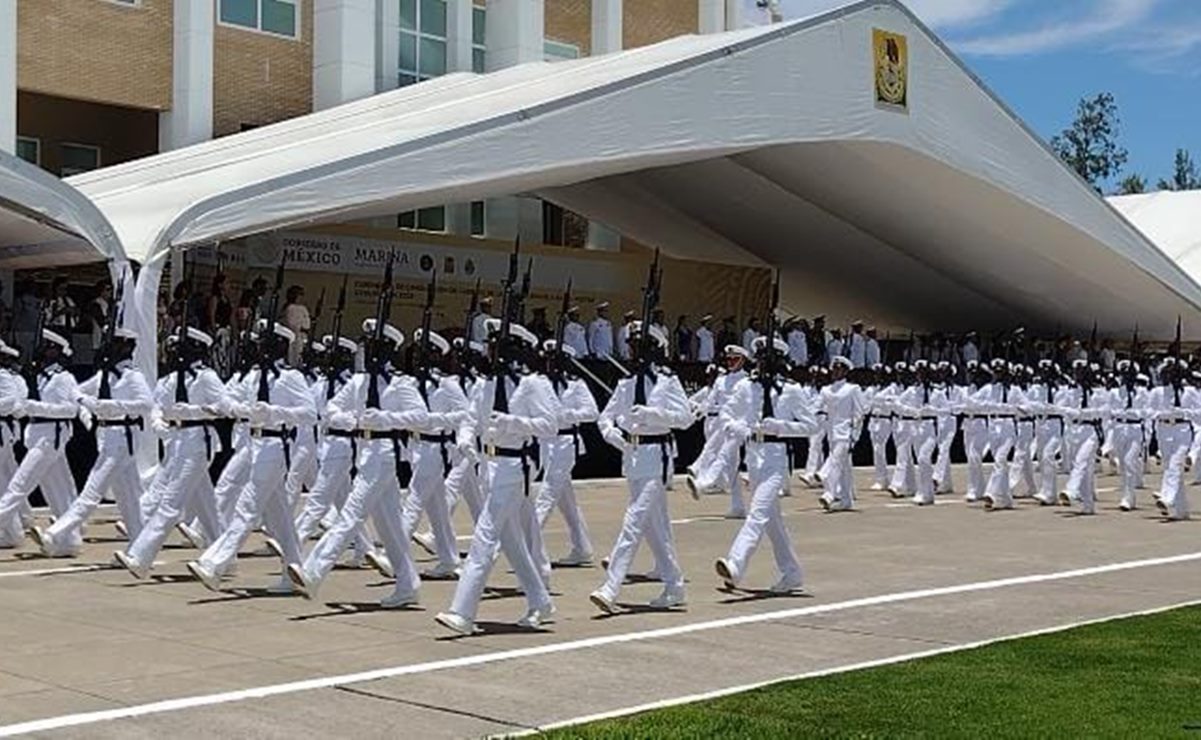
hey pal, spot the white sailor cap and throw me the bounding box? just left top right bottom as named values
left=751, top=335, right=789, bottom=355
left=628, top=321, right=668, bottom=352
left=912, top=359, right=929, bottom=370
left=102, top=325, right=138, bottom=341
left=1089, top=362, right=1101, bottom=373
left=0, top=342, right=19, bottom=358
left=41, top=328, right=72, bottom=357
left=567, top=305, right=580, bottom=314
left=483, top=318, right=539, bottom=348
left=255, top=318, right=295, bottom=344
left=414, top=328, right=450, bottom=356
left=1136, top=373, right=1150, bottom=383
left=894, top=361, right=908, bottom=372
left=700, top=314, right=713, bottom=323
left=990, top=358, right=1007, bottom=369
left=542, top=338, right=578, bottom=358
left=1037, top=358, right=1054, bottom=368
left=323, top=335, right=358, bottom=354
left=946, top=364, right=959, bottom=376
left=870, top=363, right=885, bottom=372
left=1071, top=358, right=1088, bottom=370
left=362, top=319, right=404, bottom=346
left=166, top=327, right=212, bottom=348
left=595, top=302, right=610, bottom=310
left=724, top=344, right=750, bottom=359
left=965, top=359, right=979, bottom=370
left=830, top=355, right=853, bottom=370
left=1116, top=359, right=1133, bottom=372
left=309, top=340, right=327, bottom=353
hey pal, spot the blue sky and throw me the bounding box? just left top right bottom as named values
left=745, top=0, right=1201, bottom=191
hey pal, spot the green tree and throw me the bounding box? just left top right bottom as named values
left=1050, top=92, right=1128, bottom=192
left=1117, top=173, right=1146, bottom=195
left=1156, top=148, right=1201, bottom=191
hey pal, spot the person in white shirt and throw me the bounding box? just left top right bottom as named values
left=587, top=303, right=614, bottom=359
left=786, top=320, right=809, bottom=367
left=470, top=296, right=495, bottom=344
left=742, top=318, right=761, bottom=354
left=826, top=329, right=845, bottom=364
left=864, top=327, right=882, bottom=368
left=282, top=285, right=311, bottom=366
left=818, top=357, right=866, bottom=511
left=847, top=321, right=868, bottom=368
left=562, top=306, right=588, bottom=359
left=695, top=314, right=716, bottom=363
left=960, top=333, right=979, bottom=367
left=616, top=310, right=635, bottom=361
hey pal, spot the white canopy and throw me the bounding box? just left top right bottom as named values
left=0, top=149, right=122, bottom=270
left=1109, top=191, right=1201, bottom=289
left=68, top=0, right=1201, bottom=337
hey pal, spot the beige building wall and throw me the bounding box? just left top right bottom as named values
left=17, top=0, right=173, bottom=111
left=544, top=0, right=699, bottom=55
left=213, top=1, right=314, bottom=137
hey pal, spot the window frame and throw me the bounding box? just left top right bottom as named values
left=15, top=137, right=41, bottom=167
left=471, top=3, right=486, bottom=72
left=59, top=142, right=102, bottom=177
left=217, top=0, right=301, bottom=41
left=398, top=0, right=448, bottom=86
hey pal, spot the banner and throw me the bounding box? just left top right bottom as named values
left=873, top=28, right=908, bottom=111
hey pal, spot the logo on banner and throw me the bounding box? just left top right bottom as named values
left=873, top=29, right=908, bottom=111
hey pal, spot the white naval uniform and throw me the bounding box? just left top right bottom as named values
left=787, top=329, right=808, bottom=367
left=471, top=311, right=495, bottom=344
left=1149, top=383, right=1198, bottom=520
left=742, top=328, right=760, bottom=354
left=595, top=367, right=692, bottom=604
left=866, top=384, right=896, bottom=489
left=801, top=384, right=828, bottom=484
left=847, top=333, right=867, bottom=368
left=1109, top=385, right=1149, bottom=509
left=689, top=368, right=747, bottom=513
left=960, top=383, right=990, bottom=502
left=894, top=383, right=942, bottom=505
left=864, top=339, right=881, bottom=368
left=447, top=371, right=560, bottom=622
left=933, top=384, right=959, bottom=493
left=1029, top=382, right=1067, bottom=505
left=718, top=378, right=817, bottom=588
left=211, top=373, right=252, bottom=528
left=887, top=388, right=915, bottom=496
left=818, top=379, right=866, bottom=511
left=197, top=362, right=317, bottom=578
left=0, top=364, right=79, bottom=548
left=615, top=323, right=631, bottom=360
left=588, top=318, right=614, bottom=359
left=444, top=374, right=485, bottom=523
left=284, top=372, right=324, bottom=510
left=563, top=321, right=588, bottom=359
left=0, top=368, right=29, bottom=544
left=42, top=361, right=153, bottom=554
left=295, top=371, right=427, bottom=598
left=123, top=365, right=225, bottom=571
left=1059, top=385, right=1110, bottom=514
left=696, top=326, right=715, bottom=364
left=1008, top=385, right=1038, bottom=499
left=975, top=381, right=1018, bottom=509
left=534, top=375, right=599, bottom=563
left=400, top=372, right=471, bottom=573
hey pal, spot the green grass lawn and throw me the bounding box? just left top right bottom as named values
left=541, top=606, right=1201, bottom=738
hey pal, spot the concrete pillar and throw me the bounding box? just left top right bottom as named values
left=698, top=0, right=723, bottom=34
left=375, top=0, right=400, bottom=92
left=724, top=0, right=743, bottom=30
left=313, top=0, right=376, bottom=111
left=591, top=0, right=622, bottom=56
left=159, top=0, right=213, bottom=151
left=446, top=0, right=474, bottom=73
left=484, top=0, right=543, bottom=242
left=0, top=0, right=14, bottom=154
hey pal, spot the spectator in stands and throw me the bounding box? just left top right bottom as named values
left=86, top=279, right=111, bottom=351
left=208, top=273, right=234, bottom=377
left=529, top=306, right=551, bottom=341
left=716, top=316, right=737, bottom=353
left=674, top=315, right=692, bottom=362
left=42, top=277, right=77, bottom=332
left=742, top=317, right=761, bottom=353
left=282, top=285, right=311, bottom=365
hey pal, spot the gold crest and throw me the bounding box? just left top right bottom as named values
left=873, top=29, right=908, bottom=110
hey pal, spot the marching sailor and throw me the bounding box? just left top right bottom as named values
left=0, top=341, right=29, bottom=545
left=817, top=356, right=866, bottom=512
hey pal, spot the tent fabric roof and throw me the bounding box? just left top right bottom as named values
left=68, top=0, right=1201, bottom=336
left=1109, top=191, right=1201, bottom=284
left=0, top=149, right=123, bottom=270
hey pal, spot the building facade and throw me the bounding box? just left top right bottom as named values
left=1, top=0, right=749, bottom=247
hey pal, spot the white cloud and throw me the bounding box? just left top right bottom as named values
left=953, top=0, right=1159, bottom=56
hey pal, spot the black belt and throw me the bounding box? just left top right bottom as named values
left=0, top=414, right=16, bottom=448
left=420, top=432, right=455, bottom=476
left=750, top=431, right=789, bottom=444
left=620, top=430, right=674, bottom=484
left=559, top=424, right=582, bottom=456
left=96, top=416, right=144, bottom=455
left=250, top=426, right=293, bottom=467
left=27, top=416, right=68, bottom=449
left=483, top=442, right=540, bottom=495
left=167, top=419, right=212, bottom=429
left=326, top=428, right=356, bottom=438
left=355, top=429, right=406, bottom=440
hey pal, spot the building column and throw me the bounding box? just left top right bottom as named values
left=698, top=0, right=723, bottom=34
left=159, top=0, right=213, bottom=152
left=591, top=0, right=621, bottom=56
left=484, top=0, right=544, bottom=242
left=375, top=0, right=400, bottom=92
left=724, top=0, right=743, bottom=30
left=447, top=0, right=474, bottom=73
left=313, top=0, right=376, bottom=111
left=0, top=0, right=14, bottom=154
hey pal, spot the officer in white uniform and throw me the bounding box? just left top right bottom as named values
left=1109, top=360, right=1149, bottom=511
left=590, top=322, right=693, bottom=614
left=695, top=315, right=715, bottom=364
left=587, top=303, right=614, bottom=359
left=562, top=306, right=589, bottom=359
left=470, top=296, right=495, bottom=344
left=0, top=341, right=30, bottom=545
left=686, top=345, right=749, bottom=517
left=714, top=336, right=817, bottom=593
left=818, top=356, right=866, bottom=512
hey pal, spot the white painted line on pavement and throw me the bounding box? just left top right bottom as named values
left=2, top=550, right=1200, bottom=737
left=0, top=563, right=112, bottom=579
left=505, top=596, right=1201, bottom=737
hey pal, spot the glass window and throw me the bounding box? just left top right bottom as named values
left=220, top=0, right=258, bottom=28
left=399, top=33, right=418, bottom=72
left=419, top=0, right=446, bottom=36
left=399, top=0, right=417, bottom=31
left=472, top=48, right=485, bottom=73
left=419, top=37, right=446, bottom=77
left=397, top=211, right=416, bottom=229
left=261, top=0, right=296, bottom=36
left=472, top=5, right=485, bottom=46
left=417, top=207, right=446, bottom=232
left=470, top=201, right=485, bottom=236
left=60, top=143, right=101, bottom=177
left=398, top=72, right=418, bottom=87
left=16, top=137, right=39, bottom=166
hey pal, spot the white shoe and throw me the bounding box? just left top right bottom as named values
left=114, top=551, right=149, bottom=580
left=285, top=564, right=318, bottom=601
left=589, top=589, right=618, bottom=615
left=411, top=531, right=437, bottom=556
left=114, top=520, right=129, bottom=540
left=769, top=577, right=804, bottom=594
left=911, top=495, right=933, bottom=507
left=516, top=604, right=555, bottom=628
left=1119, top=498, right=1134, bottom=512
left=557, top=550, right=593, bottom=567
left=870, top=482, right=884, bottom=491
left=434, top=611, right=476, bottom=636
left=684, top=475, right=701, bottom=501
left=265, top=577, right=295, bottom=595
left=421, top=563, right=460, bottom=580
left=1057, top=492, right=1072, bottom=507
left=29, top=526, right=53, bottom=557
left=176, top=522, right=207, bottom=550
left=649, top=587, right=686, bottom=609
left=714, top=558, right=738, bottom=590
left=263, top=537, right=284, bottom=560
left=365, top=551, right=395, bottom=579
left=380, top=589, right=420, bottom=609
left=186, top=561, right=222, bottom=593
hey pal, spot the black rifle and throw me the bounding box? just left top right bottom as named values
left=415, top=269, right=437, bottom=402
left=366, top=250, right=397, bottom=410
left=311, top=287, right=326, bottom=337
left=97, top=268, right=126, bottom=400
left=516, top=257, right=533, bottom=324
left=550, top=279, right=573, bottom=391
left=326, top=274, right=349, bottom=401
left=634, top=249, right=662, bottom=406
left=760, top=270, right=780, bottom=418
left=463, top=277, right=481, bottom=341
left=257, top=257, right=287, bottom=403
left=25, top=298, right=45, bottom=402
left=491, top=240, right=521, bottom=413
left=174, top=254, right=194, bottom=403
